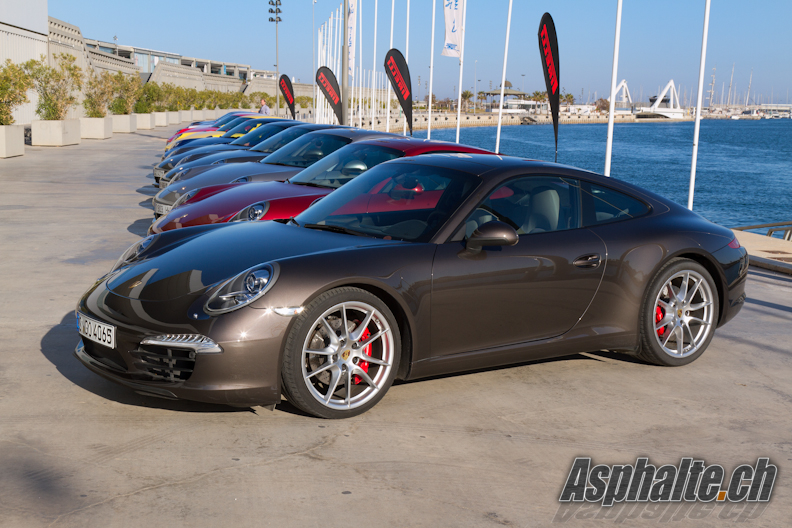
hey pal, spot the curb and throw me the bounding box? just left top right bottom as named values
left=748, top=255, right=792, bottom=276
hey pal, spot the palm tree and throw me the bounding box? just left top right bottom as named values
left=461, top=90, right=473, bottom=112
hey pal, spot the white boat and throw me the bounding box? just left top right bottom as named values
left=634, top=80, right=685, bottom=119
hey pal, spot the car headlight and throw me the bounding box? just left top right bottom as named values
left=111, top=235, right=158, bottom=272
left=232, top=176, right=250, bottom=183
left=205, top=263, right=277, bottom=314
left=230, top=202, right=269, bottom=222
left=173, top=189, right=198, bottom=208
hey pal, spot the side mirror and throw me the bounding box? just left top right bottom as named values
left=466, top=221, right=519, bottom=252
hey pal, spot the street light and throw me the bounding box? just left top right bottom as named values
left=521, top=73, right=525, bottom=93
left=269, top=1, right=282, bottom=115
left=474, top=60, right=477, bottom=114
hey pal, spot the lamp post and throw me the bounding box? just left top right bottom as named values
left=474, top=60, right=477, bottom=114
left=269, top=1, right=282, bottom=116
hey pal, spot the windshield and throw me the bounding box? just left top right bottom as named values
left=230, top=123, right=292, bottom=146
left=251, top=126, right=316, bottom=154
left=263, top=133, right=352, bottom=168
left=212, top=113, right=247, bottom=128
left=222, top=119, right=263, bottom=138
left=295, top=162, right=480, bottom=242
left=217, top=116, right=250, bottom=132
left=289, top=144, right=403, bottom=189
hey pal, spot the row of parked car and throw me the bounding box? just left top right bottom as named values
left=73, top=111, right=748, bottom=419
left=148, top=111, right=491, bottom=233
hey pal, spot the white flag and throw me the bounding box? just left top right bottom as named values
left=348, top=0, right=357, bottom=77
left=441, top=0, right=465, bottom=58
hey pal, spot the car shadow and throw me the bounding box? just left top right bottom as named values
left=136, top=186, right=157, bottom=197
left=127, top=218, right=152, bottom=237
left=42, top=312, right=251, bottom=413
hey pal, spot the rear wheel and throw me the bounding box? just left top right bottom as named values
left=281, top=287, right=400, bottom=419
left=636, top=259, right=719, bottom=366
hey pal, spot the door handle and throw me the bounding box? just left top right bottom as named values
left=574, top=254, right=601, bottom=269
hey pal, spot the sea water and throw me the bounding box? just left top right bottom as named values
left=413, top=118, right=792, bottom=232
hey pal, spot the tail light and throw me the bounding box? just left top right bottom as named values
left=727, top=237, right=741, bottom=249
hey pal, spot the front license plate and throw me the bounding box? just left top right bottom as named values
left=155, top=203, right=172, bottom=216
left=78, top=313, right=116, bottom=349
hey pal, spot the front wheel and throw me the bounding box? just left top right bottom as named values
left=281, top=287, right=401, bottom=419
left=636, top=259, right=719, bottom=366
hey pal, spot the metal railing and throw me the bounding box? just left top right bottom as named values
left=733, top=221, right=792, bottom=241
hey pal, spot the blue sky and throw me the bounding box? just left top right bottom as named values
left=50, top=0, right=791, bottom=104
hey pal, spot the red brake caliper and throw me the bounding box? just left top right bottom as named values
left=655, top=306, right=666, bottom=337
left=353, top=327, right=372, bottom=385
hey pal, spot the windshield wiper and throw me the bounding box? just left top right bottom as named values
left=303, top=223, right=372, bottom=237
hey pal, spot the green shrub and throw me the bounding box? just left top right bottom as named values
left=0, top=59, right=34, bottom=125
left=109, top=71, right=142, bottom=115
left=24, top=53, right=83, bottom=121
left=82, top=70, right=114, bottom=118
left=134, top=82, right=162, bottom=113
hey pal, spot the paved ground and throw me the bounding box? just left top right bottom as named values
left=0, top=127, right=790, bottom=527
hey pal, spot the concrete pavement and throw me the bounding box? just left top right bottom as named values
left=0, top=128, right=789, bottom=527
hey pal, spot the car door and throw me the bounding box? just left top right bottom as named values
left=430, top=175, right=606, bottom=357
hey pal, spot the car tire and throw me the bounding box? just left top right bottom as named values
left=636, top=258, right=719, bottom=366
left=281, top=287, right=401, bottom=419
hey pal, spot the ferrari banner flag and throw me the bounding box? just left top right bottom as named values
left=316, top=67, right=343, bottom=124
left=441, top=0, right=465, bottom=58
left=384, top=49, right=413, bottom=136
left=538, top=12, right=560, bottom=161
left=348, top=0, right=357, bottom=77
left=278, top=75, right=296, bottom=119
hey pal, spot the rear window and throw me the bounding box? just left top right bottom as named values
left=263, top=133, right=352, bottom=168
left=582, top=183, right=649, bottom=226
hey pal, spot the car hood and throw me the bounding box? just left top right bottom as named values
left=106, top=221, right=399, bottom=301
left=161, top=163, right=302, bottom=204
left=175, top=149, right=261, bottom=172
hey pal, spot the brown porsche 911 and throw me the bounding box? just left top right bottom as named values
left=75, top=154, right=748, bottom=418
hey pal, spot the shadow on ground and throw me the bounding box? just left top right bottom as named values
left=127, top=218, right=152, bottom=237
left=41, top=312, right=250, bottom=414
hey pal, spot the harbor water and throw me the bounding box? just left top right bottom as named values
left=414, top=118, right=792, bottom=232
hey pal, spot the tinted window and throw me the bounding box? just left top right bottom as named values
left=252, top=127, right=318, bottom=154
left=222, top=120, right=262, bottom=138
left=217, top=116, right=249, bottom=131
left=263, top=133, right=352, bottom=168
left=230, top=123, right=291, bottom=146
left=296, top=162, right=480, bottom=242
left=582, top=183, right=648, bottom=226
left=289, top=144, right=403, bottom=188
left=464, top=176, right=580, bottom=238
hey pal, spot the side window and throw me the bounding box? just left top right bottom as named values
left=463, top=176, right=580, bottom=238
left=582, top=183, right=649, bottom=226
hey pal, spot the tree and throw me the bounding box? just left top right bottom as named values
left=82, top=69, right=115, bottom=118
left=0, top=59, right=34, bottom=125
left=24, top=53, right=83, bottom=121
left=109, top=71, right=142, bottom=115
left=134, top=82, right=163, bottom=114
left=595, top=98, right=609, bottom=113
left=461, top=90, right=473, bottom=111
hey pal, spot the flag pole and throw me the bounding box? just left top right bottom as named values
left=454, top=0, right=467, bottom=144
left=688, top=0, right=711, bottom=210
left=386, top=0, right=395, bottom=132
left=358, top=0, right=363, bottom=127
left=495, top=0, right=514, bottom=154
left=604, top=0, right=623, bottom=176
left=403, top=0, right=410, bottom=136
left=371, top=0, right=378, bottom=130
left=427, top=0, right=436, bottom=139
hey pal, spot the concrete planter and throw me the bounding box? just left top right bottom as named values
left=179, top=110, right=192, bottom=122
left=192, top=109, right=204, bottom=121
left=0, top=125, right=25, bottom=158
left=205, top=108, right=217, bottom=119
left=32, top=119, right=81, bottom=147
left=112, top=114, right=137, bottom=133
left=79, top=117, right=112, bottom=139
left=135, top=113, right=155, bottom=130
left=154, top=112, right=168, bottom=126
left=167, top=111, right=179, bottom=124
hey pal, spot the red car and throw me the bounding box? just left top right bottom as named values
left=149, top=137, right=493, bottom=234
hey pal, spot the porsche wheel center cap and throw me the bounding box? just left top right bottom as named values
left=677, top=309, right=683, bottom=317
left=341, top=350, right=351, bottom=361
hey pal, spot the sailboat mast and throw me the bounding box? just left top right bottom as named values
left=745, top=70, right=752, bottom=107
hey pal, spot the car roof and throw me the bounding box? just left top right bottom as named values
left=352, top=136, right=495, bottom=155
left=309, top=128, right=397, bottom=140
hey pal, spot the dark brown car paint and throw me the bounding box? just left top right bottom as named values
left=76, top=155, right=747, bottom=406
